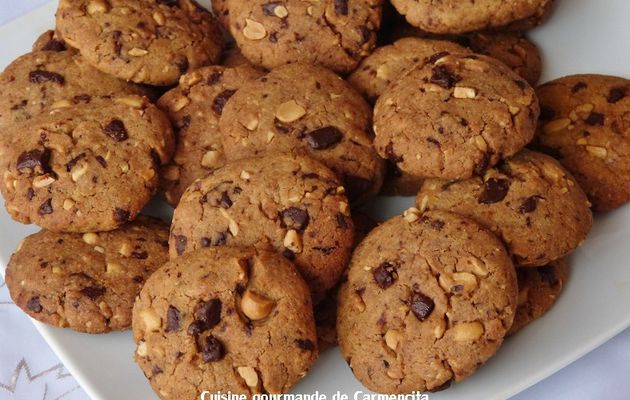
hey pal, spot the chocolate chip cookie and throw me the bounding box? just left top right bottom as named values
left=5, top=216, right=169, bottom=333
left=390, top=0, right=554, bottom=34
left=0, top=95, right=174, bottom=232
left=227, top=0, right=381, bottom=73
left=417, top=150, right=593, bottom=266
left=56, top=0, right=223, bottom=85
left=170, top=153, right=354, bottom=302
left=158, top=65, right=264, bottom=206
left=219, top=63, right=384, bottom=202
left=133, top=246, right=318, bottom=396
left=374, top=54, right=539, bottom=180
left=0, top=50, right=150, bottom=127
left=536, top=74, right=630, bottom=211
left=509, top=258, right=568, bottom=335
left=337, top=209, right=517, bottom=393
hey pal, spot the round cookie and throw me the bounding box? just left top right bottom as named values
left=0, top=95, right=174, bottom=233
left=390, top=0, right=554, bottom=34
left=132, top=246, right=318, bottom=397
left=0, top=50, right=150, bottom=127
left=374, top=54, right=539, bottom=180
left=5, top=216, right=169, bottom=333
left=170, top=153, right=354, bottom=302
left=158, top=65, right=264, bottom=206
left=416, top=150, right=592, bottom=266
left=56, top=0, right=223, bottom=85
left=219, top=63, right=384, bottom=202
left=337, top=210, right=517, bottom=393
left=536, top=74, right=630, bottom=211
left=227, top=0, right=381, bottom=73
left=348, top=37, right=471, bottom=103
left=508, top=258, right=568, bottom=336
left=32, top=30, right=67, bottom=52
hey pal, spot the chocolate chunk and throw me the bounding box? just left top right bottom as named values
left=207, top=71, right=222, bottom=85
left=201, top=335, right=225, bottom=362
left=514, top=80, right=528, bottom=90
left=478, top=178, right=510, bottom=204
left=95, top=155, right=108, bottom=168
left=473, top=152, right=491, bottom=176
left=38, top=199, right=53, bottom=215
left=152, top=366, right=163, bottom=375
left=174, top=235, right=187, bottom=255
left=218, top=191, right=233, bottom=209
left=103, top=119, right=128, bottom=142
left=186, top=320, right=204, bottom=336
left=165, top=305, right=182, bottom=333
left=296, top=339, right=315, bottom=350
left=304, top=127, right=343, bottom=150
left=313, top=246, right=335, bottom=255
left=373, top=262, right=397, bottom=289
left=73, top=94, right=92, bottom=103
left=344, top=175, right=371, bottom=201
left=114, top=208, right=131, bottom=223
left=195, top=298, right=222, bottom=331
left=585, top=112, right=605, bottom=126
left=29, top=70, right=64, bottom=84
left=430, top=378, right=453, bottom=393
left=282, top=248, right=296, bottom=260
left=42, top=39, right=66, bottom=52
left=131, top=251, right=148, bottom=259
left=385, top=142, right=403, bottom=163
left=133, top=275, right=144, bottom=284
left=157, top=0, right=179, bottom=6
left=176, top=57, right=189, bottom=74
left=334, top=0, right=348, bottom=15
left=212, top=89, right=237, bottom=115
left=27, top=296, right=43, bottom=313
left=27, top=188, right=35, bottom=201
left=427, top=51, right=450, bottom=65
left=430, top=219, right=445, bottom=230
left=80, top=286, right=106, bottom=300
left=608, top=86, right=628, bottom=103
left=571, top=82, right=587, bottom=93
left=430, top=65, right=461, bottom=89
left=269, top=32, right=278, bottom=43
left=336, top=212, right=350, bottom=229
left=279, top=207, right=310, bottom=231
left=112, top=31, right=122, bottom=57
left=538, top=266, right=559, bottom=286
left=262, top=2, right=280, bottom=15
left=65, top=153, right=86, bottom=172
left=17, top=149, right=51, bottom=173
left=410, top=291, right=434, bottom=321
left=519, top=196, right=541, bottom=214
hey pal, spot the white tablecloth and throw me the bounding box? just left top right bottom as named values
left=1, top=2, right=629, bottom=399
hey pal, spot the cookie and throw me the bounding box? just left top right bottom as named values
left=219, top=63, right=384, bottom=202
left=5, top=216, right=169, bottom=333
left=0, top=95, right=174, bottom=233
left=158, top=65, right=264, bottom=206
left=348, top=37, right=471, bottom=103
left=509, top=258, right=568, bottom=335
left=374, top=54, right=539, bottom=180
left=56, top=0, right=223, bottom=85
left=535, top=74, right=630, bottom=211
left=227, top=0, right=381, bottom=73
left=337, top=209, right=517, bottom=393
left=170, top=153, right=354, bottom=302
left=390, top=0, right=554, bottom=34
left=132, top=246, right=318, bottom=396
left=0, top=50, right=150, bottom=127
left=417, top=150, right=592, bottom=266
left=32, top=30, right=67, bottom=52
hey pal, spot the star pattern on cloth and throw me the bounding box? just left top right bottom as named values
left=0, top=359, right=80, bottom=400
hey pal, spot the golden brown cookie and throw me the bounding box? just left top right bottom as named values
left=337, top=210, right=517, bottom=393
left=374, top=54, right=539, bottom=180
left=5, top=216, right=169, bottom=333
left=169, top=153, right=354, bottom=303
left=0, top=95, right=174, bottom=233
left=133, top=246, right=318, bottom=397
left=219, top=63, right=384, bottom=202
left=158, top=65, right=264, bottom=206
left=56, top=0, right=223, bottom=85
left=535, top=74, right=630, bottom=211
left=417, top=150, right=593, bottom=266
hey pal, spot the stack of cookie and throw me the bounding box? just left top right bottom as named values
left=0, top=0, right=628, bottom=398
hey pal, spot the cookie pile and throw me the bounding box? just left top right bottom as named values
left=0, top=0, right=628, bottom=398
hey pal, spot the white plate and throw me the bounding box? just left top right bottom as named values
left=1, top=1, right=630, bottom=399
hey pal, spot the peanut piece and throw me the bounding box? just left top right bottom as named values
left=452, top=321, right=485, bottom=341
left=201, top=150, right=221, bottom=168
left=453, top=87, right=476, bottom=99
left=241, top=290, right=275, bottom=320
left=585, top=145, right=608, bottom=159
left=140, top=309, right=161, bottom=332
left=384, top=329, right=401, bottom=351
left=82, top=232, right=99, bottom=245
left=275, top=100, right=306, bottom=123
left=283, top=229, right=302, bottom=253
left=543, top=118, right=571, bottom=134
left=403, top=207, right=421, bottom=223
left=237, top=366, right=259, bottom=388
left=243, top=19, right=266, bottom=40
left=33, top=174, right=56, bottom=188
left=128, top=47, right=149, bottom=57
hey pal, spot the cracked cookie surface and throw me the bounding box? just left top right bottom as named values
left=219, top=63, right=384, bottom=203
left=390, top=0, right=553, bottom=34
left=0, top=95, right=174, bottom=232
left=227, top=0, right=382, bottom=73
left=169, top=153, right=354, bottom=303
left=5, top=216, right=169, bottom=333
left=158, top=65, right=264, bottom=206
left=132, top=246, right=318, bottom=397
left=535, top=74, right=630, bottom=211
left=56, top=0, right=223, bottom=85
left=374, top=54, right=539, bottom=180
left=509, top=257, right=568, bottom=336
left=0, top=50, right=150, bottom=127
left=417, top=150, right=592, bottom=266
left=337, top=210, right=517, bottom=393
